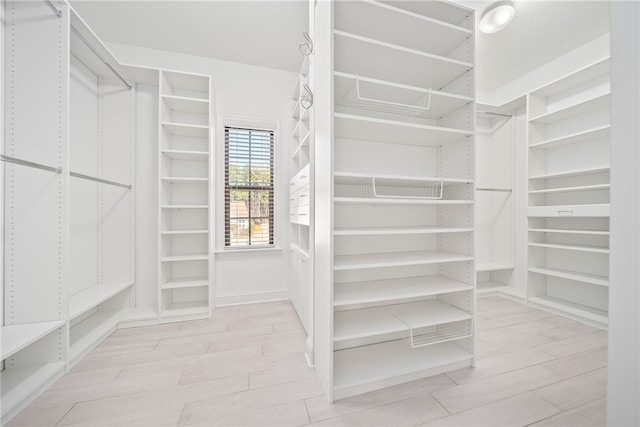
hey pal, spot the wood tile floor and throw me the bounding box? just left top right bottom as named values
left=8, top=297, right=608, bottom=426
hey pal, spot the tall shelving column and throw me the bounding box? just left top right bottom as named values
left=158, top=70, right=212, bottom=323
left=1, top=1, right=69, bottom=422
left=314, top=0, right=475, bottom=401
left=289, top=55, right=313, bottom=338
left=526, top=58, right=610, bottom=327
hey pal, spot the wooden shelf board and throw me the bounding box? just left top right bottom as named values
left=162, top=95, right=209, bottom=114
left=334, top=197, right=472, bottom=205
left=1, top=321, right=66, bottom=361
left=162, top=277, right=209, bottom=290
left=528, top=242, right=609, bottom=254
left=334, top=275, right=472, bottom=308
left=69, top=309, right=124, bottom=363
left=527, top=204, right=610, bottom=218
left=476, top=262, right=513, bottom=272
left=528, top=184, right=609, bottom=194
left=528, top=296, right=608, bottom=325
left=529, top=166, right=610, bottom=180
left=1, top=362, right=66, bottom=419
left=529, top=93, right=610, bottom=124
left=161, top=149, right=209, bottom=161
left=334, top=30, right=472, bottom=95
left=334, top=171, right=472, bottom=185
left=333, top=340, right=472, bottom=398
left=334, top=250, right=472, bottom=271
left=162, top=122, right=209, bottom=137
left=334, top=72, right=472, bottom=121
left=528, top=228, right=609, bottom=236
left=529, top=267, right=609, bottom=287
left=334, top=226, right=472, bottom=236
left=161, top=301, right=209, bottom=320
left=162, top=70, right=209, bottom=94
left=69, top=282, right=133, bottom=320
left=531, top=57, right=610, bottom=97
left=161, top=229, right=209, bottom=235
left=161, top=254, right=209, bottom=262
left=161, top=177, right=208, bottom=183
left=161, top=205, right=208, bottom=209
left=334, top=112, right=471, bottom=147
left=334, top=300, right=471, bottom=342
left=529, top=125, right=610, bottom=149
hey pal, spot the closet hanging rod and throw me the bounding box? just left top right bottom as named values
left=44, top=0, right=62, bottom=17
left=70, top=26, right=132, bottom=90
left=476, top=188, right=512, bottom=192
left=70, top=171, right=132, bottom=189
left=477, top=111, right=513, bottom=118
left=0, top=154, right=62, bottom=174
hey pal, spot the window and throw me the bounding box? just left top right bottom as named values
left=225, top=126, right=275, bottom=247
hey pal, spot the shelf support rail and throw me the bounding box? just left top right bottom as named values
left=0, top=154, right=62, bottom=174
left=44, top=0, right=62, bottom=17
left=70, top=171, right=132, bottom=189
left=476, top=188, right=512, bottom=192
left=70, top=26, right=132, bottom=90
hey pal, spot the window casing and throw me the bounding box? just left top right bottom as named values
left=224, top=126, right=275, bottom=248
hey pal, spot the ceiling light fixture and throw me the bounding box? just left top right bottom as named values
left=479, top=0, right=515, bottom=34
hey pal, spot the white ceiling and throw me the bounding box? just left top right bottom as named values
left=71, top=0, right=610, bottom=91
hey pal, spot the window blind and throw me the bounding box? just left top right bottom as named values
left=224, top=126, right=275, bottom=247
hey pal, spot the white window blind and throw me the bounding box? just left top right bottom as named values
left=225, top=126, right=275, bottom=247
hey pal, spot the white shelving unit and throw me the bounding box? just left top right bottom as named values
left=159, top=70, right=213, bottom=323
left=526, top=57, right=611, bottom=327
left=313, top=0, right=475, bottom=401
left=475, top=110, right=519, bottom=299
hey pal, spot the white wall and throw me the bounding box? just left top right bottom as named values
left=110, top=43, right=299, bottom=305
left=608, top=2, right=640, bottom=424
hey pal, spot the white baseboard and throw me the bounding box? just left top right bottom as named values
left=215, top=289, right=289, bottom=306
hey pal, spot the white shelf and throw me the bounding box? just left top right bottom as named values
left=531, top=57, right=610, bottom=97
left=1, top=321, right=65, bottom=360
left=334, top=73, right=472, bottom=121
left=69, top=309, right=124, bottom=363
left=334, top=250, right=472, bottom=271
left=529, top=125, right=610, bottom=149
left=527, top=204, right=610, bottom=217
left=529, top=267, right=609, bottom=287
left=476, top=262, right=513, bottom=272
left=69, top=282, right=133, bottom=320
left=161, top=229, right=209, bottom=235
left=528, top=183, right=609, bottom=194
left=477, top=280, right=509, bottom=292
left=334, top=30, right=473, bottom=91
left=161, top=301, right=209, bottom=319
left=334, top=113, right=472, bottom=147
left=161, top=205, right=208, bottom=209
left=161, top=177, right=208, bottom=183
left=161, top=254, right=209, bottom=262
left=162, top=122, right=209, bottom=138
left=333, top=340, right=472, bottom=399
left=528, top=296, right=608, bottom=325
left=162, top=70, right=209, bottom=96
left=161, top=277, right=209, bottom=290
left=334, top=0, right=471, bottom=57
left=291, top=131, right=311, bottom=159
left=334, top=226, right=472, bottom=236
left=529, top=93, right=610, bottom=124
left=161, top=149, right=209, bottom=160
left=162, top=95, right=209, bottom=114
left=334, top=197, right=471, bottom=205
left=334, top=171, right=472, bottom=185
left=334, top=300, right=471, bottom=342
left=334, top=276, right=472, bottom=308
left=528, top=242, right=609, bottom=254
left=529, top=166, right=610, bottom=180
left=1, top=362, right=66, bottom=419
left=528, top=228, right=609, bottom=236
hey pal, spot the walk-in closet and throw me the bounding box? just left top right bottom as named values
left=1, top=0, right=639, bottom=426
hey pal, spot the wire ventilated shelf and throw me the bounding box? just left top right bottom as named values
left=355, top=177, right=444, bottom=200
left=394, top=317, right=472, bottom=348
left=343, top=75, right=432, bottom=118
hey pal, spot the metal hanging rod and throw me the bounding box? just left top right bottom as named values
left=477, top=111, right=513, bottom=118
left=70, top=171, right=132, bottom=190
left=44, top=0, right=62, bottom=17
left=476, top=188, right=512, bottom=192
left=1, top=154, right=62, bottom=174
left=70, top=26, right=132, bottom=90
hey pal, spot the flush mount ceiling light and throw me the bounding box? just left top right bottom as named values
left=479, top=0, right=515, bottom=34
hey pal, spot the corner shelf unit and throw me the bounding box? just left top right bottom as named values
left=314, top=0, right=475, bottom=401
left=158, top=70, right=212, bottom=323
left=526, top=57, right=611, bottom=327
